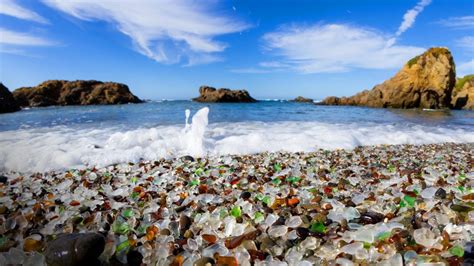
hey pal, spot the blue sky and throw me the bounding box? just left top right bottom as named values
left=0, top=0, right=473, bottom=100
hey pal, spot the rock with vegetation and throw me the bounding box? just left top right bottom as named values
left=13, top=80, right=142, bottom=107
left=193, top=85, right=257, bottom=103
left=320, top=47, right=456, bottom=109
left=291, top=96, right=313, bottom=103
left=0, top=83, right=20, bottom=114
left=451, top=74, right=474, bottom=110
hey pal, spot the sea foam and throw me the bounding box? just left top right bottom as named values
left=0, top=107, right=473, bottom=173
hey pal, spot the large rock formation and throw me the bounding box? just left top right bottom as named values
left=451, top=75, right=474, bottom=110
left=291, top=96, right=313, bottom=103
left=193, top=86, right=257, bottom=103
left=13, top=80, right=142, bottom=107
left=0, top=83, right=20, bottom=113
left=320, top=47, right=456, bottom=109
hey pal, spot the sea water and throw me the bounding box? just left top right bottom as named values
left=0, top=100, right=473, bottom=172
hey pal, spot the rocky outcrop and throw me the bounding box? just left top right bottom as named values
left=193, top=86, right=256, bottom=103
left=320, top=47, right=456, bottom=109
left=0, top=83, right=20, bottom=113
left=451, top=75, right=474, bottom=110
left=13, top=80, right=142, bottom=107
left=291, top=96, right=313, bottom=103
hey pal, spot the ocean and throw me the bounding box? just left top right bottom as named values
left=0, top=100, right=473, bottom=173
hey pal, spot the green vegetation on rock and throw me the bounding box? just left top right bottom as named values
left=407, top=55, right=420, bottom=68
left=453, top=74, right=474, bottom=96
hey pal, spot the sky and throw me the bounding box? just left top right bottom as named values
left=0, top=0, right=473, bottom=100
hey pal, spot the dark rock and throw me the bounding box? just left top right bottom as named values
left=13, top=80, right=142, bottom=107
left=45, top=233, right=105, bottom=266
left=240, top=191, right=252, bottom=200
left=435, top=188, right=447, bottom=199
left=179, top=214, right=192, bottom=236
left=127, top=249, right=143, bottom=266
left=192, top=85, right=257, bottom=103
left=359, top=211, right=384, bottom=224
left=320, top=47, right=456, bottom=109
left=0, top=83, right=20, bottom=113
left=291, top=96, right=313, bottom=103
left=181, top=155, right=195, bottom=162
left=0, top=176, right=7, bottom=184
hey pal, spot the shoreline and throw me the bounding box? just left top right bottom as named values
left=1, top=142, right=473, bottom=265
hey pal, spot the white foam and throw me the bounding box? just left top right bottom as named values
left=0, top=107, right=473, bottom=173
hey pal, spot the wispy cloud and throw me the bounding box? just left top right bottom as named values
left=42, top=0, right=249, bottom=65
left=395, top=0, right=431, bottom=37
left=238, top=1, right=429, bottom=74
left=458, top=59, right=474, bottom=76
left=438, top=16, right=474, bottom=29
left=0, top=0, right=48, bottom=24
left=0, top=28, right=55, bottom=46
left=456, top=36, right=474, bottom=51
left=259, top=24, right=424, bottom=73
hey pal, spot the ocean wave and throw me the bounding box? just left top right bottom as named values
left=1, top=107, right=473, bottom=173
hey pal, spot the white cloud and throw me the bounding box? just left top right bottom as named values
left=438, top=16, right=474, bottom=29
left=0, top=0, right=48, bottom=24
left=395, top=0, right=431, bottom=37
left=458, top=59, right=474, bottom=76
left=42, top=0, right=249, bottom=65
left=456, top=36, right=474, bottom=50
left=261, top=24, right=425, bottom=73
left=0, top=28, right=55, bottom=46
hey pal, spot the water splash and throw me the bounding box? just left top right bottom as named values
left=182, top=107, right=209, bottom=156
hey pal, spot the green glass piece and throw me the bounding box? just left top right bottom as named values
left=219, top=208, right=228, bottom=219
left=262, top=196, right=271, bottom=205
left=387, top=164, right=396, bottom=172
left=0, top=236, right=7, bottom=248
left=189, top=179, right=200, bottom=186
left=122, top=208, right=134, bottom=218
left=309, top=222, right=326, bottom=233
left=399, top=200, right=406, bottom=208
left=413, top=189, right=419, bottom=195
left=403, top=195, right=416, bottom=207
left=137, top=224, right=147, bottom=235
left=116, top=240, right=130, bottom=253
left=287, top=176, right=301, bottom=184
left=272, top=178, right=281, bottom=186
left=230, top=206, right=242, bottom=218
left=274, top=163, right=282, bottom=172
left=195, top=168, right=204, bottom=176
left=458, top=186, right=465, bottom=193
left=131, top=191, right=139, bottom=199
left=112, top=221, right=130, bottom=235
left=255, top=194, right=264, bottom=201
left=254, top=212, right=264, bottom=223
left=131, top=176, right=137, bottom=183
left=363, top=242, right=371, bottom=249
left=377, top=231, right=391, bottom=241
left=458, top=172, right=466, bottom=180
left=449, top=245, right=464, bottom=257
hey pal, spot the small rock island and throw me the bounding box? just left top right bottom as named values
left=291, top=96, right=313, bottom=103
left=193, top=85, right=257, bottom=103
left=13, top=80, right=142, bottom=108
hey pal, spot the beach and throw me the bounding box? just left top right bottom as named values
left=1, top=142, right=473, bottom=265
